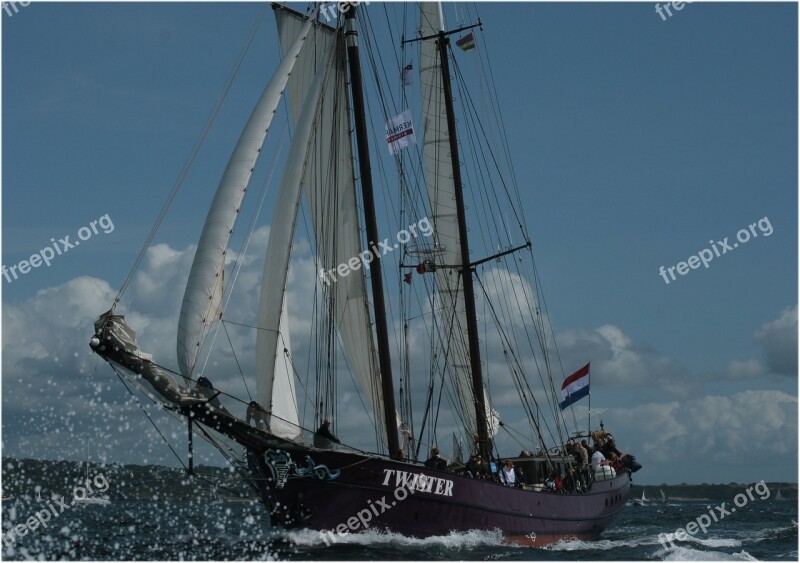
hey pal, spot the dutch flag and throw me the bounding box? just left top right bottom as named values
left=560, top=363, right=590, bottom=410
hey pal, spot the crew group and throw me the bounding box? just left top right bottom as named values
left=422, top=436, right=625, bottom=493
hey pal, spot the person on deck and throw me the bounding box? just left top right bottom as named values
left=501, top=460, right=516, bottom=487
left=554, top=472, right=564, bottom=493
left=465, top=454, right=483, bottom=478
left=246, top=401, right=268, bottom=430
left=515, top=467, right=527, bottom=488
left=564, top=466, right=579, bottom=493
left=591, top=448, right=616, bottom=480
left=424, top=448, right=447, bottom=471
left=314, top=419, right=341, bottom=448
left=590, top=449, right=606, bottom=472
left=576, top=439, right=590, bottom=490
left=602, top=437, right=623, bottom=459
left=565, top=441, right=581, bottom=466
left=196, top=375, right=225, bottom=411
left=544, top=469, right=557, bottom=492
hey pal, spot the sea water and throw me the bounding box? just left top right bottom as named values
left=1, top=497, right=796, bottom=560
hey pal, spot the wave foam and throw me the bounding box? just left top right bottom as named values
left=659, top=546, right=757, bottom=561
left=280, top=528, right=505, bottom=550
left=543, top=537, right=659, bottom=551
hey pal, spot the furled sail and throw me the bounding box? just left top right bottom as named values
left=255, top=29, right=335, bottom=431
left=176, top=12, right=317, bottom=378
left=419, top=2, right=498, bottom=440
left=273, top=8, right=386, bottom=442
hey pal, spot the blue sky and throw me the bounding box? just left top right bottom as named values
left=2, top=2, right=797, bottom=486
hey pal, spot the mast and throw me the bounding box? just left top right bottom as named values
left=343, top=6, right=400, bottom=459
left=436, top=30, right=491, bottom=459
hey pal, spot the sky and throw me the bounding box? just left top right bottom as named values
left=1, top=1, right=797, bottom=488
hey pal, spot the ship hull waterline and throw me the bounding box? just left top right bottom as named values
left=89, top=316, right=632, bottom=547
left=267, top=446, right=632, bottom=547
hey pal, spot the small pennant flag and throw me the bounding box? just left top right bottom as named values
left=402, top=63, right=413, bottom=86
left=386, top=110, right=416, bottom=155
left=403, top=272, right=413, bottom=285
left=455, top=32, right=476, bottom=51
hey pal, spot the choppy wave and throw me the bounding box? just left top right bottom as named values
left=734, top=520, right=798, bottom=544
left=687, top=537, right=743, bottom=548
left=281, top=527, right=505, bottom=550
left=2, top=498, right=796, bottom=560
left=543, top=537, right=661, bottom=551
left=658, top=546, right=758, bottom=561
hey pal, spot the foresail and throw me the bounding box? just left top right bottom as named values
left=270, top=296, right=300, bottom=439
left=176, top=11, right=317, bottom=378
left=255, top=29, right=334, bottom=429
left=419, top=2, right=497, bottom=441
left=275, top=7, right=386, bottom=444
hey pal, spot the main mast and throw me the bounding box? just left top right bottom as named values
left=435, top=30, right=492, bottom=459
left=343, top=6, right=401, bottom=459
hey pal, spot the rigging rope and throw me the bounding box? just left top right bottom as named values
left=111, top=366, right=188, bottom=472
left=113, top=5, right=270, bottom=308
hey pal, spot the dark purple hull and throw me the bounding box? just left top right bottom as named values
left=269, top=447, right=631, bottom=546
left=91, top=314, right=632, bottom=546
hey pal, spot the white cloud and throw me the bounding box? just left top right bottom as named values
left=555, top=324, right=701, bottom=399
left=601, top=390, right=797, bottom=483
left=1, top=232, right=384, bottom=462
left=707, top=305, right=798, bottom=381
left=755, top=305, right=797, bottom=376
left=2, top=240, right=796, bottom=484
left=724, top=358, right=766, bottom=380
left=2, top=276, right=117, bottom=382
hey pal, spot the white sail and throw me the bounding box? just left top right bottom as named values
left=275, top=8, right=386, bottom=441
left=269, top=295, right=300, bottom=439
left=256, top=34, right=334, bottom=427
left=419, top=2, right=495, bottom=440
left=176, top=12, right=317, bottom=377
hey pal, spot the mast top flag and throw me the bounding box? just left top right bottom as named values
left=455, top=32, right=476, bottom=51
left=560, top=363, right=590, bottom=410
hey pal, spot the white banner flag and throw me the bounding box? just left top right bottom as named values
left=386, top=110, right=416, bottom=155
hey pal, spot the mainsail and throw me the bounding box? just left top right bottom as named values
left=271, top=8, right=386, bottom=443
left=255, top=26, right=336, bottom=433
left=419, top=3, right=497, bottom=441
left=176, top=12, right=317, bottom=378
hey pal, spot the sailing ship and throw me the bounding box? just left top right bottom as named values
left=90, top=2, right=634, bottom=545
left=632, top=489, right=646, bottom=506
